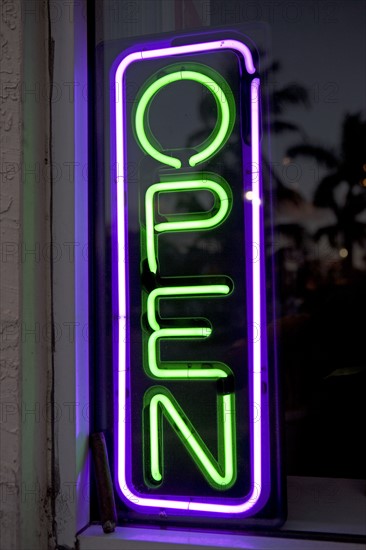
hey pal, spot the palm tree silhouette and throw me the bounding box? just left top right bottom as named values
left=261, top=59, right=309, bottom=205
left=287, top=113, right=366, bottom=270
left=185, top=58, right=310, bottom=207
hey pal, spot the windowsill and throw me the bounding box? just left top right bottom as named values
left=285, top=477, right=365, bottom=536
left=78, top=477, right=366, bottom=549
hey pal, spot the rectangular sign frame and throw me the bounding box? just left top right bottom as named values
left=109, top=30, right=283, bottom=525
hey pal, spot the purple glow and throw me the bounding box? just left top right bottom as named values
left=250, top=78, right=263, bottom=504
left=113, top=38, right=269, bottom=517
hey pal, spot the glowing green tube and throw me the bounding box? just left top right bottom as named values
left=134, top=70, right=234, bottom=168
left=147, top=327, right=230, bottom=379
left=147, top=284, right=230, bottom=331
left=145, top=180, right=231, bottom=273
left=148, top=390, right=236, bottom=489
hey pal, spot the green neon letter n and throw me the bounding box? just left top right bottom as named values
left=144, top=387, right=236, bottom=490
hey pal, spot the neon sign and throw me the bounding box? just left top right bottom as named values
left=110, top=34, right=281, bottom=524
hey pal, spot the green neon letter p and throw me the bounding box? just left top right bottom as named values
left=145, top=179, right=232, bottom=273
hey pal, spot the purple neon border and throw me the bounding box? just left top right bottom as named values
left=111, top=38, right=270, bottom=516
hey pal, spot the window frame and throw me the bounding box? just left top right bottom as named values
left=51, top=1, right=366, bottom=548
left=51, top=0, right=90, bottom=546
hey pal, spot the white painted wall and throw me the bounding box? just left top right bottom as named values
left=0, top=1, right=53, bottom=548
left=0, top=2, right=22, bottom=548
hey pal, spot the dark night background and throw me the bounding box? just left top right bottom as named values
left=93, top=0, right=366, bottom=505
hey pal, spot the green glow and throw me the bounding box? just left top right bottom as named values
left=147, top=389, right=236, bottom=489
left=136, top=65, right=238, bottom=495
left=147, top=284, right=230, bottom=331
left=134, top=70, right=234, bottom=168
left=145, top=180, right=231, bottom=273
left=147, top=327, right=232, bottom=379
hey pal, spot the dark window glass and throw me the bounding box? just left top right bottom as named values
left=89, top=0, right=366, bottom=535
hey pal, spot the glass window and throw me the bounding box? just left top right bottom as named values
left=88, top=0, right=366, bottom=537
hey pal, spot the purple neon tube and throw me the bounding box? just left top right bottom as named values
left=111, top=38, right=269, bottom=517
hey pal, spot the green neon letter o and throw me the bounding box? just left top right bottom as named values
left=134, top=70, right=235, bottom=169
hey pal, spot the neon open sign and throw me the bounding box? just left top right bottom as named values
left=111, top=34, right=278, bottom=522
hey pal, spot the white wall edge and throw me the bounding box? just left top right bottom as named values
left=51, top=0, right=89, bottom=546
left=20, top=1, right=54, bottom=548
